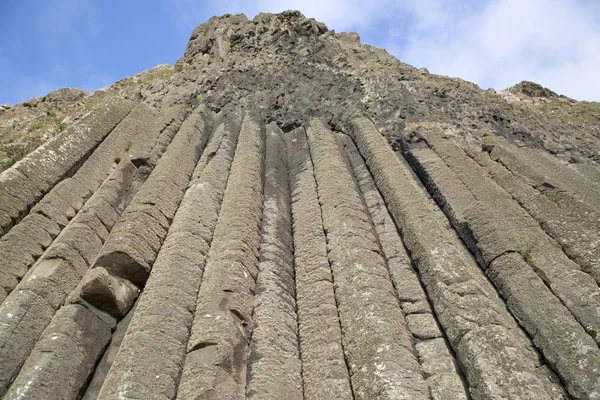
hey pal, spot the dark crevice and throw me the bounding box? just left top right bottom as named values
left=80, top=299, right=139, bottom=400
left=189, top=342, right=218, bottom=352
left=172, top=114, right=242, bottom=398
left=280, top=120, right=301, bottom=133
left=2, top=106, right=136, bottom=238
left=305, top=132, right=356, bottom=400
left=397, top=134, right=571, bottom=390
left=341, top=133, right=468, bottom=386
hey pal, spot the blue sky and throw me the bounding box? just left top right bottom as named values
left=1, top=0, right=599, bottom=105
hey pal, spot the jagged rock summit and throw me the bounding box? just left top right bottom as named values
left=0, top=10, right=599, bottom=400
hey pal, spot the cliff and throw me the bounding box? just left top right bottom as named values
left=0, top=10, right=599, bottom=400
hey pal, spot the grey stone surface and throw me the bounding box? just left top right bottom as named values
left=416, top=339, right=467, bottom=400
left=350, top=117, right=560, bottom=399
left=0, top=158, right=139, bottom=395
left=484, top=135, right=600, bottom=212
left=0, top=98, right=136, bottom=238
left=1, top=11, right=598, bottom=400
left=468, top=141, right=600, bottom=285
left=340, top=133, right=468, bottom=399
left=0, top=103, right=156, bottom=302
left=98, top=110, right=241, bottom=400
left=71, top=266, right=139, bottom=318
left=0, top=104, right=185, bottom=399
left=399, top=125, right=600, bottom=397
left=246, top=123, right=302, bottom=399
left=93, top=107, right=212, bottom=287
left=488, top=252, right=600, bottom=399
left=4, top=304, right=111, bottom=400
left=81, top=301, right=136, bottom=400
left=285, top=127, right=353, bottom=400
left=177, top=112, right=265, bottom=400
left=308, top=118, right=428, bottom=399
left=401, top=128, right=600, bottom=347
left=0, top=290, right=54, bottom=394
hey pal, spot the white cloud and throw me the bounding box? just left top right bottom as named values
left=171, top=0, right=600, bottom=100
left=391, top=0, right=600, bottom=100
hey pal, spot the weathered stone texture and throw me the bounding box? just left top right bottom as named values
left=308, top=118, right=428, bottom=399
left=98, top=110, right=242, bottom=400
left=0, top=103, right=156, bottom=302
left=0, top=98, right=135, bottom=237
left=0, top=157, right=138, bottom=395
left=350, top=117, right=563, bottom=399
left=401, top=128, right=600, bottom=346
left=92, top=106, right=212, bottom=289
left=468, top=138, right=600, bottom=285
left=285, top=127, right=353, bottom=400
left=1, top=11, right=598, bottom=400
left=246, top=123, right=302, bottom=399
left=176, top=112, right=265, bottom=399
left=400, top=134, right=600, bottom=397
left=340, top=133, right=468, bottom=400
left=4, top=304, right=111, bottom=400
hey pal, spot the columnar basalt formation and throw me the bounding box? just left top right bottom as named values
left=0, top=10, right=599, bottom=400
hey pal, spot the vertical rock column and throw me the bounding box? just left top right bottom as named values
left=0, top=98, right=136, bottom=238
left=246, top=123, right=303, bottom=399
left=468, top=139, right=600, bottom=285
left=2, top=107, right=208, bottom=400
left=340, top=134, right=468, bottom=400
left=285, top=127, right=353, bottom=400
left=0, top=160, right=138, bottom=396
left=3, top=304, right=112, bottom=400
left=89, top=107, right=213, bottom=290
left=0, top=103, right=155, bottom=303
left=350, top=117, right=561, bottom=400
left=0, top=103, right=162, bottom=395
left=306, top=119, right=428, bottom=399
left=176, top=112, right=265, bottom=399
left=97, top=110, right=242, bottom=400
left=399, top=127, right=599, bottom=398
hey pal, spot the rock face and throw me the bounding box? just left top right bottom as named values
left=0, top=10, right=599, bottom=400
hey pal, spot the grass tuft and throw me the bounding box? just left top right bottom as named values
left=519, top=240, right=536, bottom=263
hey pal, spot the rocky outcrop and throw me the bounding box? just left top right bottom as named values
left=0, top=10, right=598, bottom=400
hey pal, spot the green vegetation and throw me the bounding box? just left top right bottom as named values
left=84, top=90, right=109, bottom=111
left=519, top=240, right=536, bottom=264
left=27, top=113, right=67, bottom=136
left=52, top=120, right=67, bottom=135
left=186, top=107, right=193, bottom=113
left=196, top=95, right=204, bottom=104
left=0, top=113, right=67, bottom=172
left=27, top=119, right=50, bottom=133
left=137, top=77, right=152, bottom=85
left=0, top=136, right=43, bottom=172
left=546, top=187, right=567, bottom=205
left=136, top=66, right=177, bottom=86
left=536, top=100, right=600, bottom=126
